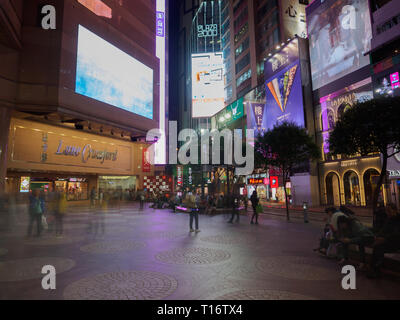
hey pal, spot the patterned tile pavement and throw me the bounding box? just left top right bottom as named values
left=0, top=203, right=399, bottom=300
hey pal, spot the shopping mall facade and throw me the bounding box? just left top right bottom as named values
left=0, top=0, right=166, bottom=201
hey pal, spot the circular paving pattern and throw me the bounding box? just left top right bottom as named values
left=0, top=248, right=8, bottom=256
left=201, top=234, right=256, bottom=245
left=144, top=231, right=187, bottom=240
left=156, top=247, right=231, bottom=265
left=215, top=289, right=316, bottom=300
left=256, top=256, right=339, bottom=281
left=80, top=240, right=146, bottom=254
left=24, top=235, right=85, bottom=246
left=63, top=271, right=178, bottom=300
left=0, top=257, right=75, bottom=282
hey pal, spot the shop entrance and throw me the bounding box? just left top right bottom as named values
left=326, top=172, right=341, bottom=206
left=363, top=169, right=382, bottom=206
left=344, top=170, right=361, bottom=206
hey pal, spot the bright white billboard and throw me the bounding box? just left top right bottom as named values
left=75, top=25, right=154, bottom=119
left=192, top=52, right=225, bottom=118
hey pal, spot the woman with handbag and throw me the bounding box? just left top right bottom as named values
left=250, top=191, right=260, bottom=225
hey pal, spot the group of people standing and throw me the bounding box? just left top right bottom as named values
left=177, top=189, right=262, bottom=233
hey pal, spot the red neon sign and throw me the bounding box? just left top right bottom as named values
left=270, top=176, right=279, bottom=188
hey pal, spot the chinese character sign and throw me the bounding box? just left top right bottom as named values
left=156, top=11, right=165, bottom=37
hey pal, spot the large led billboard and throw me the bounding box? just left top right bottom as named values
left=75, top=25, right=154, bottom=119
left=307, top=0, right=372, bottom=90
left=192, top=52, right=225, bottom=118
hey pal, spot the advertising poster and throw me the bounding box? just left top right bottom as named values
left=307, top=0, right=372, bottom=90
left=246, top=102, right=267, bottom=144
left=20, top=177, right=30, bottom=193
left=142, top=148, right=151, bottom=173
left=265, top=60, right=305, bottom=130
left=192, top=52, right=225, bottom=118
left=228, top=97, right=244, bottom=122
left=280, top=0, right=308, bottom=39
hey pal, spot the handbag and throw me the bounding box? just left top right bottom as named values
left=256, top=203, right=263, bottom=214
left=42, top=215, right=48, bottom=230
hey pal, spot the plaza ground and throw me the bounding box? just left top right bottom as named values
left=0, top=203, right=399, bottom=300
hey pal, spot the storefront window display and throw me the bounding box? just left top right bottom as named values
left=98, top=176, right=137, bottom=191
left=344, top=171, right=361, bottom=206
left=67, top=179, right=88, bottom=201
left=246, top=174, right=268, bottom=200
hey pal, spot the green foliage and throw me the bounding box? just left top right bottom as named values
left=255, top=122, right=320, bottom=175
left=328, top=97, right=400, bottom=157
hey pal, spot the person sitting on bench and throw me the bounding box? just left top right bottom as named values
left=367, top=203, right=400, bottom=278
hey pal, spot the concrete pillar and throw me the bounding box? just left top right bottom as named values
left=0, top=107, right=11, bottom=194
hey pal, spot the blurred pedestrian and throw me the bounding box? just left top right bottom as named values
left=228, top=193, right=240, bottom=223
left=55, top=191, right=67, bottom=237
left=27, top=189, right=43, bottom=237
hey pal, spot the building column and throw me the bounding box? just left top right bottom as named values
left=0, top=106, right=11, bottom=193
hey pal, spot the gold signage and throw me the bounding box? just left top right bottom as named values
left=8, top=118, right=134, bottom=174
left=55, top=140, right=118, bottom=164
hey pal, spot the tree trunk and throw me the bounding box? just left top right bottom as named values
left=283, top=170, right=290, bottom=221
left=372, top=153, right=387, bottom=228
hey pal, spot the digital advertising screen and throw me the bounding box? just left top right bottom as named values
left=307, top=0, right=372, bottom=90
left=192, top=52, right=225, bottom=118
left=265, top=60, right=305, bottom=130
left=75, top=25, right=154, bottom=119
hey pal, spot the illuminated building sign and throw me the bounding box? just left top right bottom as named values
left=247, top=178, right=266, bottom=185
left=197, top=24, right=218, bottom=38
left=55, top=140, right=118, bottom=164
left=388, top=170, right=400, bottom=178
left=177, top=166, right=183, bottom=185
left=270, top=176, right=279, bottom=188
left=156, top=11, right=165, bottom=37
left=390, top=72, right=400, bottom=89
left=142, top=148, right=151, bottom=172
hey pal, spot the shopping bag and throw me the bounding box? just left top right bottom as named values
left=256, top=204, right=263, bottom=214
left=42, top=215, right=48, bottom=230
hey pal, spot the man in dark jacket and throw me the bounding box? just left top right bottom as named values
left=250, top=191, right=259, bottom=225
left=228, top=193, right=240, bottom=223
left=337, top=215, right=375, bottom=269
left=367, top=203, right=400, bottom=278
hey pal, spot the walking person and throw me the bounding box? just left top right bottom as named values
left=55, top=191, right=67, bottom=237
left=250, top=190, right=259, bottom=225
left=139, top=191, right=145, bottom=210
left=27, top=189, right=43, bottom=237
left=90, top=187, right=97, bottom=210
left=228, top=193, right=240, bottom=223
left=186, top=190, right=200, bottom=233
